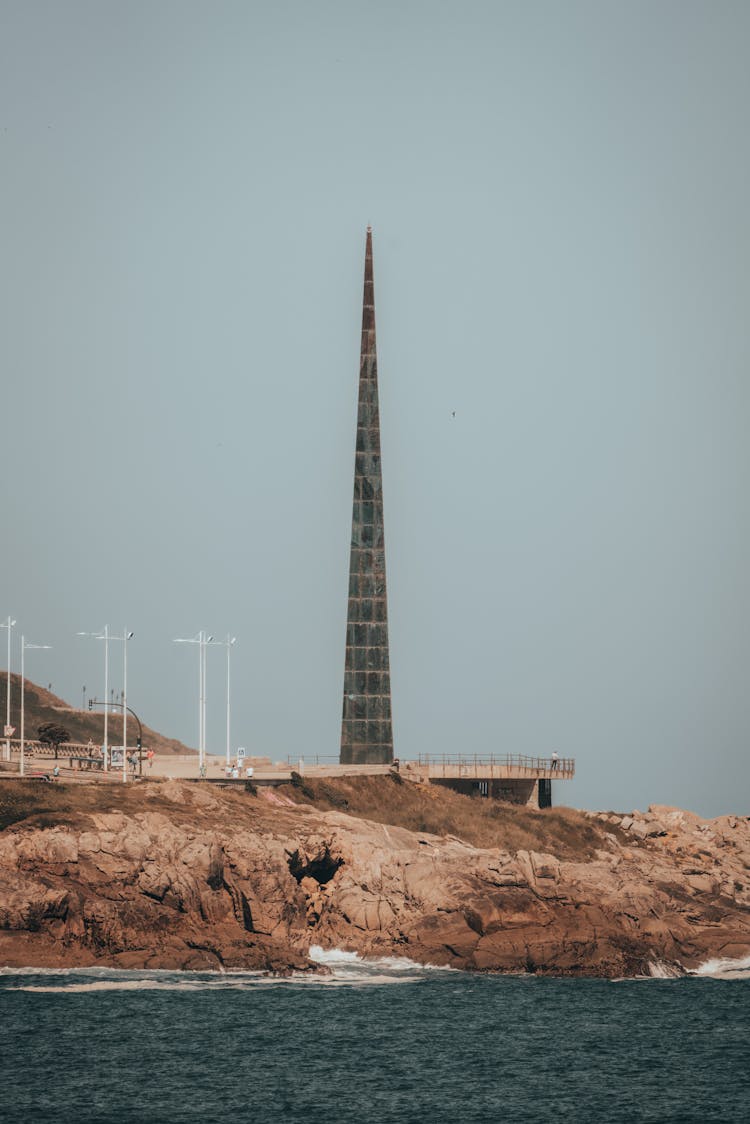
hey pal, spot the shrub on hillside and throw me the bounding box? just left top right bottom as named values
left=289, top=771, right=315, bottom=801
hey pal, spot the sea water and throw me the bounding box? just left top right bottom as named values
left=1, top=950, right=748, bottom=1123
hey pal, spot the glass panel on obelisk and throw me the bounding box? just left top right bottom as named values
left=340, top=227, right=394, bottom=765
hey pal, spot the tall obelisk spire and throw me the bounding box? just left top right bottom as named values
left=340, top=227, right=393, bottom=764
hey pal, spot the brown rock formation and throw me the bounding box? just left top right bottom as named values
left=0, top=780, right=748, bottom=977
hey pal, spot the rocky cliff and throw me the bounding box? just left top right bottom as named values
left=0, top=778, right=748, bottom=977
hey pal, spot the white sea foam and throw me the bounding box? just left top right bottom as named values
left=1, top=949, right=437, bottom=992
left=308, top=946, right=364, bottom=965
left=9, top=979, right=211, bottom=994
left=9, top=972, right=422, bottom=993
left=691, top=954, right=750, bottom=980
left=308, top=945, right=457, bottom=974
left=305, top=945, right=428, bottom=984
left=647, top=961, right=683, bottom=979
left=309, top=945, right=427, bottom=970
left=0, top=965, right=120, bottom=976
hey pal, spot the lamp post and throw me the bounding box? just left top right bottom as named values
left=216, top=635, right=237, bottom=769
left=89, top=700, right=143, bottom=775
left=1, top=616, right=16, bottom=761
left=121, top=630, right=134, bottom=784
left=78, top=629, right=134, bottom=779
left=78, top=627, right=111, bottom=771
left=174, top=631, right=215, bottom=775
left=20, top=636, right=51, bottom=777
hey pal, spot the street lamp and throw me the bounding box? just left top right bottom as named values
left=20, top=636, right=51, bottom=777
left=174, top=631, right=215, bottom=775
left=216, top=635, right=237, bottom=769
left=78, top=627, right=111, bottom=771
left=121, top=630, right=134, bottom=785
left=1, top=616, right=16, bottom=761
left=78, top=628, right=135, bottom=781
left=89, top=698, right=144, bottom=774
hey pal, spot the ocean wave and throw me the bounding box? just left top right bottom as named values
left=8, top=978, right=215, bottom=994
left=308, top=945, right=458, bottom=973
left=691, top=954, right=750, bottom=980
left=0, top=964, right=238, bottom=977
left=7, top=974, right=422, bottom=993
left=0, top=951, right=434, bottom=993
left=647, top=961, right=683, bottom=979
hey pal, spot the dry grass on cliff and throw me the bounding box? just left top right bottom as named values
left=1, top=774, right=609, bottom=860
left=0, top=779, right=197, bottom=832
left=280, top=774, right=607, bottom=859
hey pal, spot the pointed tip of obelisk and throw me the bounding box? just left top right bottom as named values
left=366, top=224, right=372, bottom=234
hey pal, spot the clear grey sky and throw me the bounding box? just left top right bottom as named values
left=2, top=0, right=749, bottom=816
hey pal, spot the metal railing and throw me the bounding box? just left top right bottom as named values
left=415, top=753, right=575, bottom=776
left=281, top=752, right=574, bottom=776
left=3, top=740, right=142, bottom=767
left=285, top=755, right=346, bottom=767
left=4, top=739, right=94, bottom=758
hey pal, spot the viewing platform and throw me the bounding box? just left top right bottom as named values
left=1, top=743, right=575, bottom=807
left=400, top=754, right=575, bottom=809
left=410, top=753, right=575, bottom=781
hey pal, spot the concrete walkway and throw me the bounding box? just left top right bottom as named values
left=148, top=755, right=394, bottom=784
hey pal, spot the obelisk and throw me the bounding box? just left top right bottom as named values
left=340, top=227, right=394, bottom=764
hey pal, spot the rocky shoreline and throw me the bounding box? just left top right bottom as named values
left=1, top=778, right=748, bottom=977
